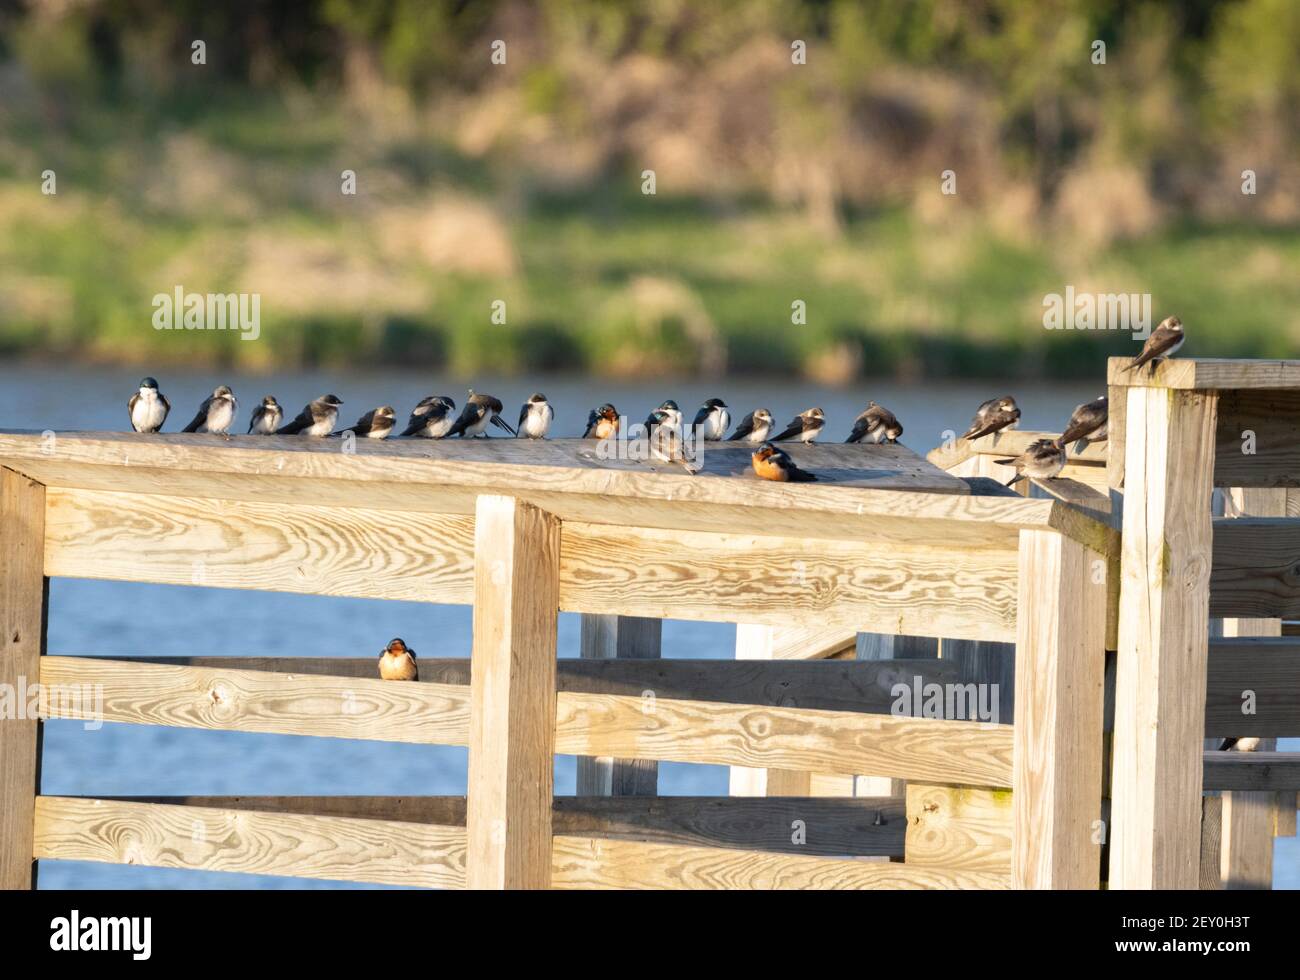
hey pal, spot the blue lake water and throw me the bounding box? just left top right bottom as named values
left=3, top=364, right=1293, bottom=889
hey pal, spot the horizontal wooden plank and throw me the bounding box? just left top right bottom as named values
left=39, top=657, right=471, bottom=745
left=904, top=783, right=1013, bottom=872
left=554, top=692, right=1014, bottom=786
left=1215, top=389, right=1300, bottom=488
left=1203, top=752, right=1300, bottom=791
left=1107, top=356, right=1300, bottom=391
left=33, top=796, right=466, bottom=888
left=101, top=795, right=906, bottom=858
left=550, top=836, right=1011, bottom=889
left=1211, top=518, right=1300, bottom=619
left=1206, top=638, right=1300, bottom=736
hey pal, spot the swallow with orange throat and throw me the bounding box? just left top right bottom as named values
left=752, top=442, right=817, bottom=482
left=378, top=637, right=418, bottom=681
left=583, top=403, right=619, bottom=439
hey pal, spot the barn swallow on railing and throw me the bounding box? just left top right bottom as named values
left=247, top=395, right=283, bottom=434
left=692, top=398, right=730, bottom=441
left=337, top=406, right=396, bottom=440
left=845, top=401, right=903, bottom=444
left=448, top=390, right=516, bottom=437
left=277, top=394, right=343, bottom=436
left=517, top=393, right=553, bottom=439
left=181, top=385, right=238, bottom=437
left=128, top=377, right=170, bottom=433
left=1125, top=315, right=1184, bottom=374
left=961, top=396, right=1021, bottom=440
left=401, top=395, right=457, bottom=438
left=752, top=442, right=817, bottom=482
left=728, top=408, right=773, bottom=442
left=583, top=404, right=619, bottom=439
left=995, top=438, right=1065, bottom=487
left=772, top=407, right=825, bottom=443
left=1060, top=395, right=1108, bottom=451
left=378, top=637, right=418, bottom=681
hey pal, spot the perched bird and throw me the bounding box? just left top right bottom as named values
left=277, top=394, right=343, bottom=436
left=128, top=377, right=170, bottom=433
left=517, top=393, right=553, bottom=439
left=772, top=407, right=826, bottom=443
left=728, top=408, right=774, bottom=443
left=1060, top=396, right=1108, bottom=449
left=401, top=395, right=457, bottom=438
left=961, top=396, right=1021, bottom=441
left=647, top=409, right=700, bottom=474
left=645, top=400, right=682, bottom=434
left=338, top=406, right=396, bottom=440
left=583, top=403, right=620, bottom=440
left=181, top=385, right=238, bottom=436
left=845, top=402, right=903, bottom=444
left=1125, top=315, right=1184, bottom=374
left=1218, top=737, right=1261, bottom=752
left=247, top=395, right=283, bottom=435
left=448, top=390, right=516, bottom=437
left=995, top=438, right=1066, bottom=488
left=752, top=442, right=817, bottom=482
left=378, top=637, right=418, bottom=682
left=692, top=398, right=730, bottom=441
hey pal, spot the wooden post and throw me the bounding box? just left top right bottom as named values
left=854, top=634, right=937, bottom=802
left=1110, top=386, right=1218, bottom=888
left=0, top=468, right=47, bottom=890
left=576, top=615, right=661, bottom=796
left=1012, top=529, right=1106, bottom=889
left=466, top=495, right=560, bottom=889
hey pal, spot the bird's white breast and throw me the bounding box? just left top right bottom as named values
left=133, top=391, right=166, bottom=431
left=205, top=398, right=236, bottom=433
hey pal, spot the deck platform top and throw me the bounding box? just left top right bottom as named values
left=1107, top=356, right=1300, bottom=390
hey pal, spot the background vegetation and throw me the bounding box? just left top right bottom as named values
left=1, top=0, right=1297, bottom=379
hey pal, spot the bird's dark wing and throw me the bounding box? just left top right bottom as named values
left=447, top=405, right=476, bottom=437
left=1060, top=401, right=1106, bottom=445
left=340, top=409, right=376, bottom=436
left=247, top=407, right=261, bottom=433
left=127, top=392, right=140, bottom=429
left=729, top=412, right=756, bottom=441
left=692, top=405, right=712, bottom=428
left=160, top=393, right=170, bottom=421
left=1220, top=737, right=1238, bottom=751
left=489, top=411, right=517, bottom=435
left=181, top=396, right=212, bottom=433
left=518, top=402, right=530, bottom=431
left=276, top=408, right=312, bottom=434
left=845, top=413, right=871, bottom=443
left=1127, top=327, right=1180, bottom=372
left=771, top=419, right=803, bottom=442
left=582, top=409, right=601, bottom=438
left=966, top=412, right=1016, bottom=441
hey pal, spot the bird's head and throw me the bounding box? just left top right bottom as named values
left=599, top=403, right=618, bottom=421
left=321, top=394, right=343, bottom=407
left=528, top=392, right=547, bottom=405
left=1159, top=315, right=1183, bottom=333
left=262, top=395, right=279, bottom=408
left=753, top=442, right=777, bottom=463
left=659, top=399, right=680, bottom=412
left=385, top=638, right=409, bottom=655
left=213, top=385, right=233, bottom=398
left=806, top=407, right=825, bottom=421
left=999, top=397, right=1020, bottom=415
left=755, top=408, right=773, bottom=424
left=376, top=406, right=396, bottom=419
left=139, top=377, right=159, bottom=391
left=702, top=397, right=727, bottom=410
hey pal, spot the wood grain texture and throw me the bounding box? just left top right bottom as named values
left=1206, top=639, right=1300, bottom=737
left=39, top=656, right=471, bottom=744
left=33, top=796, right=466, bottom=888
left=1215, top=390, right=1300, bottom=488
left=466, top=495, right=560, bottom=889
left=0, top=468, right=46, bottom=890
left=905, top=784, right=1013, bottom=871
left=1203, top=752, right=1300, bottom=790
left=1013, top=530, right=1107, bottom=889
left=1199, top=795, right=1223, bottom=890
left=1110, top=386, right=1218, bottom=889
left=576, top=615, right=660, bottom=797
left=1210, top=518, right=1300, bottom=619
left=1107, top=356, right=1300, bottom=391
left=555, top=692, right=1013, bottom=787
left=1220, top=790, right=1274, bottom=889
left=550, top=836, right=1011, bottom=890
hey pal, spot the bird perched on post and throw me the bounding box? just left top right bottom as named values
left=583, top=404, right=619, bottom=440
left=995, top=438, right=1065, bottom=488
left=692, top=398, right=730, bottom=441
left=247, top=395, right=283, bottom=435
left=728, top=408, right=774, bottom=443
left=845, top=402, right=903, bottom=444
left=378, top=637, right=418, bottom=681
left=1059, top=396, right=1108, bottom=451
left=276, top=394, right=343, bottom=436
left=128, top=377, right=170, bottom=433
left=337, top=406, right=395, bottom=440
left=1125, top=315, right=1184, bottom=374
left=400, top=395, right=456, bottom=438
left=181, top=385, right=238, bottom=437
left=961, top=396, right=1021, bottom=441
left=517, top=393, right=553, bottom=439
left=751, top=442, right=817, bottom=482
left=772, top=407, right=825, bottom=443
left=645, top=400, right=682, bottom=434
left=448, top=390, right=516, bottom=437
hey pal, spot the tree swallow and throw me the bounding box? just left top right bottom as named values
left=961, top=396, right=1021, bottom=440
left=1125, top=315, right=1184, bottom=374
left=995, top=438, right=1065, bottom=487
left=378, top=637, right=418, bottom=681
left=692, top=398, right=730, bottom=441
left=128, top=377, right=170, bottom=433
left=277, top=394, right=343, bottom=436
left=772, top=407, right=825, bottom=443
left=645, top=400, right=682, bottom=434
left=1218, top=737, right=1261, bottom=752
left=583, top=403, right=619, bottom=439
left=338, top=406, right=396, bottom=440
left=1060, top=395, right=1108, bottom=450
left=845, top=401, right=903, bottom=444
left=181, top=385, right=238, bottom=437
left=247, top=395, right=283, bottom=434
left=448, top=390, right=516, bottom=437
left=752, top=442, right=817, bottom=482
left=728, top=408, right=774, bottom=442
left=400, top=395, right=457, bottom=438
left=517, top=393, right=553, bottom=439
